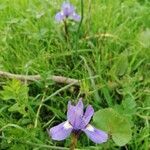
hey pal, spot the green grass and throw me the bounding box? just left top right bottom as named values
left=0, top=0, right=150, bottom=149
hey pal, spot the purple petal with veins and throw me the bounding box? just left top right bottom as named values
left=82, top=124, right=108, bottom=144
left=61, top=2, right=75, bottom=17
left=55, top=2, right=80, bottom=22
left=49, top=121, right=73, bottom=141
left=49, top=98, right=108, bottom=144
left=67, top=99, right=84, bottom=129
left=55, top=12, right=65, bottom=22
left=71, top=12, right=81, bottom=22
left=80, top=105, right=94, bottom=128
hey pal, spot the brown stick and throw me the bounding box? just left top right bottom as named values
left=0, top=70, right=79, bottom=85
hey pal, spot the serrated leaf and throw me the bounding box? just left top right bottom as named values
left=10, top=144, right=26, bottom=150
left=0, top=84, right=16, bottom=100
left=139, top=29, right=150, bottom=48
left=8, top=103, right=27, bottom=116
left=93, top=108, right=132, bottom=146
left=0, top=79, right=29, bottom=115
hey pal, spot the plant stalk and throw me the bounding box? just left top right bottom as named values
left=64, top=20, right=69, bottom=41
left=70, top=132, right=78, bottom=150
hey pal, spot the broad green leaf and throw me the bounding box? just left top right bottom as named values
left=139, top=29, right=150, bottom=48
left=115, top=55, right=128, bottom=76
left=122, top=95, right=136, bottom=115
left=101, top=86, right=113, bottom=106
left=93, top=108, right=132, bottom=146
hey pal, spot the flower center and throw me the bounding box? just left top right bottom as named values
left=63, top=121, right=73, bottom=129
left=86, top=124, right=94, bottom=132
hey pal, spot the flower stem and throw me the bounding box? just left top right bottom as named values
left=70, top=132, right=78, bottom=150
left=63, top=20, right=69, bottom=41
left=34, top=88, right=47, bottom=128
left=77, top=0, right=84, bottom=34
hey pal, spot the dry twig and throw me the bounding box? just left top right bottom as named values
left=0, top=70, right=79, bottom=86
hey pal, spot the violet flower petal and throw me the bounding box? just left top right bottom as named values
left=61, top=2, right=75, bottom=17
left=82, top=124, right=108, bottom=144
left=76, top=98, right=84, bottom=114
left=55, top=12, right=65, bottom=22
left=80, top=105, right=94, bottom=128
left=49, top=121, right=73, bottom=141
left=71, top=12, right=81, bottom=22
left=67, top=101, right=75, bottom=122
left=67, top=99, right=84, bottom=129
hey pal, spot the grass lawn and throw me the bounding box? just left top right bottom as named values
left=0, top=0, right=149, bottom=149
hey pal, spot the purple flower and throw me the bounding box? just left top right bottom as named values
left=48, top=99, right=108, bottom=144
left=55, top=2, right=81, bottom=22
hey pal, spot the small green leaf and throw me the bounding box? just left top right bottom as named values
left=93, top=108, right=132, bottom=146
